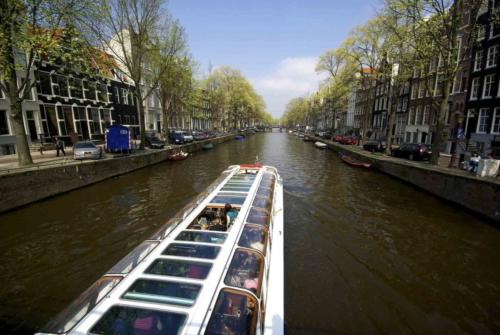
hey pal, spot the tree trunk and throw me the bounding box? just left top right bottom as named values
left=430, top=79, right=452, bottom=165
left=4, top=34, right=33, bottom=166
left=385, top=84, right=395, bottom=155
left=161, top=99, right=171, bottom=144
left=136, top=87, right=146, bottom=149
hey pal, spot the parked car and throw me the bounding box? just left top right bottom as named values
left=73, top=141, right=102, bottom=160
left=169, top=130, right=187, bottom=144
left=391, top=143, right=432, bottom=161
left=321, top=131, right=332, bottom=139
left=339, top=136, right=357, bottom=145
left=183, top=131, right=194, bottom=142
left=334, top=135, right=344, bottom=142
left=192, top=131, right=208, bottom=141
left=145, top=136, right=165, bottom=149
left=363, top=140, right=386, bottom=152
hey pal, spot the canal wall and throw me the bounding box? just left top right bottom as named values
left=0, top=135, right=233, bottom=213
left=311, top=136, right=500, bottom=222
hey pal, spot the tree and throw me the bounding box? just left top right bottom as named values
left=384, top=0, right=485, bottom=164
left=87, top=0, right=177, bottom=148
left=0, top=0, right=97, bottom=166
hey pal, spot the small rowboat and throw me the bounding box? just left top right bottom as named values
left=303, top=135, right=312, bottom=142
left=339, top=153, right=371, bottom=168
left=202, top=142, right=214, bottom=150
left=314, top=141, right=327, bottom=149
left=234, top=135, right=245, bottom=140
left=167, top=150, right=189, bottom=161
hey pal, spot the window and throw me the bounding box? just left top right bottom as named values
left=408, top=107, right=414, bottom=125
left=69, top=77, right=83, bottom=99
left=492, top=108, right=500, bottom=134
left=163, top=243, right=220, bottom=260
left=88, top=108, right=101, bottom=135
left=175, top=231, right=227, bottom=244
left=423, top=105, right=431, bottom=125
left=415, top=106, right=422, bottom=125
left=402, top=98, right=408, bottom=112
left=205, top=290, right=258, bottom=335
left=418, top=81, right=425, bottom=98
left=97, top=83, right=108, bottom=102
left=477, top=25, right=486, bottom=41
left=53, top=74, right=69, bottom=97
left=491, top=21, right=500, bottom=39
left=100, top=108, right=111, bottom=130
left=145, top=259, right=212, bottom=279
left=474, top=50, right=483, bottom=71
left=83, top=81, right=97, bottom=100
left=90, top=306, right=186, bottom=335
left=486, top=45, right=499, bottom=68
left=128, top=92, right=135, bottom=106
left=121, top=88, right=128, bottom=105
left=225, top=248, right=264, bottom=296
left=482, top=74, right=495, bottom=98
left=56, top=106, right=67, bottom=135
left=0, top=110, right=9, bottom=135
left=20, top=77, right=34, bottom=100
left=113, top=87, right=120, bottom=104
left=37, top=71, right=52, bottom=95
left=122, top=279, right=201, bottom=307
left=470, top=77, right=480, bottom=100
left=0, top=87, right=4, bottom=99
left=477, top=108, right=489, bottom=133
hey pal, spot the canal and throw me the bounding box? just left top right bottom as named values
left=0, top=132, right=499, bottom=334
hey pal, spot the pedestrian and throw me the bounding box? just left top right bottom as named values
left=56, top=137, right=66, bottom=157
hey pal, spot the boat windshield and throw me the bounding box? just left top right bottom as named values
left=89, top=306, right=186, bottom=335
left=205, top=289, right=258, bottom=335
left=246, top=207, right=270, bottom=226
left=224, top=249, right=264, bottom=296
left=122, top=279, right=201, bottom=307
left=145, top=259, right=212, bottom=279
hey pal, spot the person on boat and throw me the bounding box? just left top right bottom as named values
left=249, top=232, right=265, bottom=252
left=222, top=204, right=238, bottom=230
left=243, top=268, right=259, bottom=294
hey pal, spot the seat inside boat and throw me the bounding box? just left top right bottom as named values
left=187, top=205, right=241, bottom=232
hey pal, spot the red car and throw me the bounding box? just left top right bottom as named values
left=334, top=135, right=344, bottom=142
left=339, top=136, right=357, bottom=145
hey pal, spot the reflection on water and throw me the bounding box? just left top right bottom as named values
left=0, top=133, right=499, bottom=334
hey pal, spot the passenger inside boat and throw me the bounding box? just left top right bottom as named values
left=238, top=225, right=268, bottom=254
left=224, top=249, right=263, bottom=296
left=187, top=206, right=240, bottom=232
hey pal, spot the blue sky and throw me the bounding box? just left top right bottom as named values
left=169, top=0, right=380, bottom=118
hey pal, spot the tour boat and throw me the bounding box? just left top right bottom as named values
left=36, top=164, right=284, bottom=335
left=339, top=153, right=371, bottom=168
left=167, top=151, right=189, bottom=161
left=314, top=141, right=327, bottom=149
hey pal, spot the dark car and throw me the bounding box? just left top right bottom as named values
left=391, top=143, right=431, bottom=161
left=169, top=130, right=187, bottom=144
left=192, top=131, right=208, bottom=141
left=145, top=136, right=165, bottom=149
left=363, top=140, right=386, bottom=153
left=321, top=131, right=332, bottom=139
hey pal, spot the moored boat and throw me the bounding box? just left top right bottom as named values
left=36, top=164, right=284, bottom=335
left=303, top=135, right=312, bottom=142
left=314, top=141, right=327, bottom=149
left=167, top=150, right=189, bottom=161
left=339, top=153, right=371, bottom=168
left=234, top=135, right=245, bottom=140
left=202, top=142, right=214, bottom=150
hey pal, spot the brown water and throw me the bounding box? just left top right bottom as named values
left=0, top=132, right=499, bottom=334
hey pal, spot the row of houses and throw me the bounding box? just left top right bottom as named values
left=0, top=54, right=212, bottom=156
left=316, top=1, right=500, bottom=157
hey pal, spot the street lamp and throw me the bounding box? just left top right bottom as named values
left=449, top=111, right=465, bottom=168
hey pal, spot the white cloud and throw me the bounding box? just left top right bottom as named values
left=251, top=57, right=327, bottom=118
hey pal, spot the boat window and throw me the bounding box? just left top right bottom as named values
left=224, top=249, right=264, bottom=296
left=246, top=207, right=270, bottom=226
left=163, top=243, right=221, bottom=260
left=211, top=195, right=246, bottom=205
left=221, top=186, right=250, bottom=193
left=204, top=289, right=258, bottom=335
left=176, top=231, right=227, bottom=244
left=256, top=186, right=273, bottom=198
left=41, top=276, right=122, bottom=334
left=107, top=241, right=159, bottom=274
left=123, top=279, right=201, bottom=307
left=89, top=306, right=186, bottom=335
left=145, top=259, right=212, bottom=279
left=251, top=195, right=272, bottom=211
left=238, top=225, right=268, bottom=255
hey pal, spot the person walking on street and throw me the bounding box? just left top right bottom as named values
left=56, top=137, right=66, bottom=157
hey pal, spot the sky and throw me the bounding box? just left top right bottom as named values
left=169, top=0, right=380, bottom=119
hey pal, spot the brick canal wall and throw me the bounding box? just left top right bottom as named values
left=311, top=136, right=500, bottom=222
left=0, top=135, right=233, bottom=213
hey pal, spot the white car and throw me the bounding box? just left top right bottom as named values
left=73, top=141, right=102, bottom=160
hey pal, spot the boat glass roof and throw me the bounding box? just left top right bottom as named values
left=122, top=279, right=201, bottom=307
left=145, top=259, right=212, bottom=279
left=162, top=243, right=221, bottom=260
left=175, top=231, right=227, bottom=244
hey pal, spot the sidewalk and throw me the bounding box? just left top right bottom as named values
left=0, top=149, right=77, bottom=171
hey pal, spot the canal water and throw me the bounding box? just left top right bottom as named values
left=0, top=132, right=499, bottom=334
